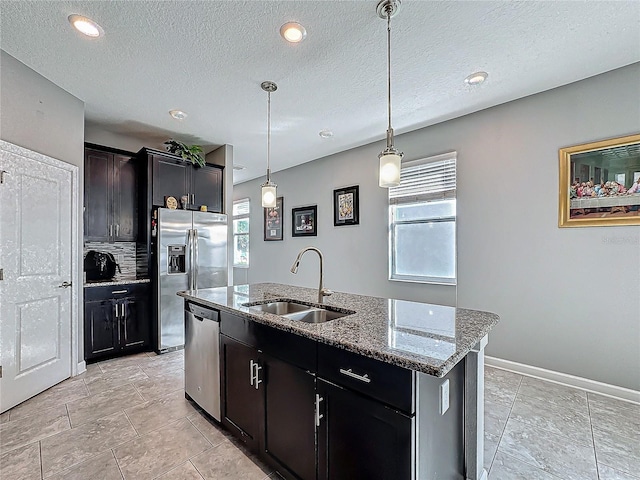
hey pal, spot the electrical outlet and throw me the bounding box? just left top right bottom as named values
left=440, top=379, right=450, bottom=415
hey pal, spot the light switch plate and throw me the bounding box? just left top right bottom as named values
left=440, top=379, right=450, bottom=415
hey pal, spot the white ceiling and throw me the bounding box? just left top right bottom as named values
left=1, top=1, right=639, bottom=184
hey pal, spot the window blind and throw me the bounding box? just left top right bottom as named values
left=389, top=152, right=456, bottom=205
left=233, top=198, right=250, bottom=216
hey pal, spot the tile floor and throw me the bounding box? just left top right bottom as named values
left=0, top=351, right=638, bottom=479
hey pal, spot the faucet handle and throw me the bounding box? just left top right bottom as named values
left=321, top=288, right=333, bottom=297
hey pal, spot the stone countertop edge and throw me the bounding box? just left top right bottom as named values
left=178, top=283, right=499, bottom=377
left=84, top=278, right=151, bottom=288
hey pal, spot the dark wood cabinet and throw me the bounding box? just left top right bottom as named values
left=191, top=164, right=223, bottom=213
left=113, top=155, right=138, bottom=241
left=84, top=147, right=138, bottom=242
left=84, top=299, right=118, bottom=357
left=262, top=353, right=317, bottom=480
left=221, top=334, right=262, bottom=450
left=317, top=378, right=412, bottom=480
left=84, top=284, right=150, bottom=361
left=84, top=149, right=112, bottom=241
left=141, top=148, right=223, bottom=213
left=220, top=311, right=318, bottom=479
left=121, top=293, right=149, bottom=349
left=151, top=155, right=190, bottom=207
left=217, top=309, right=415, bottom=480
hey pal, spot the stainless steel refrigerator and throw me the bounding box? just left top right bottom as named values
left=156, top=208, right=227, bottom=352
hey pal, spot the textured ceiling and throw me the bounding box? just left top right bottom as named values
left=1, top=1, right=639, bottom=184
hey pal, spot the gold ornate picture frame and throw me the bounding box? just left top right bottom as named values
left=558, top=133, right=640, bottom=227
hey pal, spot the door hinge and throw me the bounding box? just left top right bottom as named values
left=0, top=268, right=3, bottom=280
left=0, top=365, right=3, bottom=378
left=0, top=170, right=7, bottom=184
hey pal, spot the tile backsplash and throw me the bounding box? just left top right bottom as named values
left=84, top=242, right=146, bottom=279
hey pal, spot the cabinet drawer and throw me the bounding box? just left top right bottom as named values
left=84, top=283, right=150, bottom=302
left=318, top=343, right=414, bottom=414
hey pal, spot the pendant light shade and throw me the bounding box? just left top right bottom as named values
left=379, top=147, right=402, bottom=188
left=377, top=0, right=403, bottom=188
left=261, top=181, right=277, bottom=208
left=260, top=81, right=278, bottom=207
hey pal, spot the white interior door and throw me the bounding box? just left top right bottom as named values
left=0, top=144, right=74, bottom=413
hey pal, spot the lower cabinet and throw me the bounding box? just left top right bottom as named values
left=219, top=311, right=414, bottom=480
left=262, top=353, right=317, bottom=480
left=220, top=335, right=262, bottom=450
left=316, top=378, right=412, bottom=480
left=220, top=334, right=317, bottom=480
left=84, top=283, right=150, bottom=361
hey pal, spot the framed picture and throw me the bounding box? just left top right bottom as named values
left=264, top=196, right=284, bottom=241
left=333, top=185, right=360, bottom=226
left=292, top=205, right=317, bottom=237
left=559, top=133, right=640, bottom=227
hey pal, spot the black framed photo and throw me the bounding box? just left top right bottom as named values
left=292, top=205, right=317, bottom=237
left=264, top=196, right=284, bottom=241
left=333, top=185, right=359, bottom=226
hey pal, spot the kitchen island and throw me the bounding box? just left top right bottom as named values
left=179, top=283, right=499, bottom=480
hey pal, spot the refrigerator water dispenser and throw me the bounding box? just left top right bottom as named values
left=168, top=245, right=186, bottom=274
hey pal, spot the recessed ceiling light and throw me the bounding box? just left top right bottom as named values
left=233, top=164, right=246, bottom=171
left=68, top=14, right=103, bottom=38
left=464, top=71, right=488, bottom=86
left=169, top=109, right=188, bottom=120
left=319, top=129, right=333, bottom=138
left=280, top=22, right=307, bottom=43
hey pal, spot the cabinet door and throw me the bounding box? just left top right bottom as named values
left=221, top=335, right=262, bottom=451
left=84, top=300, right=118, bottom=360
left=152, top=156, right=190, bottom=206
left=113, top=155, right=138, bottom=241
left=191, top=164, right=223, bottom=213
left=262, top=354, right=316, bottom=480
left=317, top=379, right=412, bottom=480
left=120, top=294, right=149, bottom=349
left=84, top=149, right=112, bottom=241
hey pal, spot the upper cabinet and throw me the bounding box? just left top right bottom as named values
left=84, top=147, right=138, bottom=242
left=191, top=164, right=223, bottom=214
left=141, top=148, right=223, bottom=213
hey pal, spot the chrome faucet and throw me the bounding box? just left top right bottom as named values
left=290, top=247, right=333, bottom=303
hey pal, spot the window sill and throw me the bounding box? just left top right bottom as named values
left=389, top=276, right=456, bottom=286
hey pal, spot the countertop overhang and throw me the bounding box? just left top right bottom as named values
left=178, top=283, right=499, bottom=377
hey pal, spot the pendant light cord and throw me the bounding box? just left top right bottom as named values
left=387, top=11, right=392, bottom=138
left=267, top=90, right=271, bottom=180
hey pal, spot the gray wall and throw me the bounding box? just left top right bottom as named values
left=234, top=63, right=640, bottom=390
left=1, top=50, right=86, bottom=363
left=84, top=123, right=155, bottom=153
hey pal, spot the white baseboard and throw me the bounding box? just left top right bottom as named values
left=485, top=356, right=640, bottom=405
left=76, top=361, right=86, bottom=376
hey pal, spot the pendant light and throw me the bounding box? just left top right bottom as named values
left=261, top=81, right=278, bottom=207
left=377, top=0, right=403, bottom=188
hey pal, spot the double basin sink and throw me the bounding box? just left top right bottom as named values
left=244, top=299, right=355, bottom=324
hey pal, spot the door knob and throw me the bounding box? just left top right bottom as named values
left=59, top=281, right=72, bottom=288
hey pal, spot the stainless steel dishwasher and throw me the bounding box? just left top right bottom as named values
left=185, top=301, right=220, bottom=421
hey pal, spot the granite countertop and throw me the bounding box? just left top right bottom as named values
left=84, top=277, right=151, bottom=288
left=178, top=283, right=499, bottom=377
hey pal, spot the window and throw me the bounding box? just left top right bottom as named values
left=233, top=198, right=250, bottom=267
left=389, top=152, right=456, bottom=284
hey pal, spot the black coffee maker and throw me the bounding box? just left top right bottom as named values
left=84, top=251, right=121, bottom=281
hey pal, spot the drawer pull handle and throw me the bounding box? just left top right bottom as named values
left=112, top=290, right=128, bottom=294
left=339, top=368, right=371, bottom=383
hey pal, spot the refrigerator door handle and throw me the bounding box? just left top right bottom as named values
left=193, top=229, right=199, bottom=290
left=186, top=229, right=193, bottom=290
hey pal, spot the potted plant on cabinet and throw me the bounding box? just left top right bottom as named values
left=164, top=139, right=205, bottom=167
